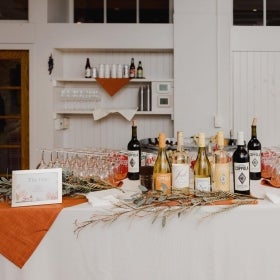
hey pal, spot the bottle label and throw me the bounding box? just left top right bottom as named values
left=233, top=162, right=250, bottom=191
left=137, top=69, right=143, bottom=78
left=172, top=163, right=189, bottom=188
left=127, top=150, right=140, bottom=173
left=129, top=69, right=135, bottom=78
left=154, top=173, right=171, bottom=194
left=85, top=68, right=91, bottom=78
left=248, top=150, right=261, bottom=173
left=194, top=177, right=211, bottom=192
left=213, top=163, right=230, bottom=192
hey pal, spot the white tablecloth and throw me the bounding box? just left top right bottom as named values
left=2, top=180, right=280, bottom=280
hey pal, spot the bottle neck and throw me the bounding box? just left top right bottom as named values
left=131, top=126, right=137, bottom=139
left=251, top=125, right=257, bottom=138
left=198, top=146, right=207, bottom=156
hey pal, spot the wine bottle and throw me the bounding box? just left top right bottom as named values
left=213, top=131, right=230, bottom=192
left=127, top=120, right=141, bottom=180
left=129, top=58, right=135, bottom=78
left=232, top=131, right=250, bottom=195
left=85, top=58, right=92, bottom=78
left=228, top=129, right=236, bottom=146
left=172, top=131, right=189, bottom=189
left=247, top=118, right=261, bottom=180
left=136, top=61, right=143, bottom=79
left=194, top=132, right=212, bottom=192
left=153, top=133, right=172, bottom=194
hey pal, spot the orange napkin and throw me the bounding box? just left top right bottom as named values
left=96, top=78, right=130, bottom=96
left=0, top=196, right=87, bottom=268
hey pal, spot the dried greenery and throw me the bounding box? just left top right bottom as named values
left=0, top=171, right=119, bottom=202
left=74, top=186, right=259, bottom=235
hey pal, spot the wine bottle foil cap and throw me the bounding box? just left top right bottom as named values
left=216, top=131, right=224, bottom=146
left=177, top=131, right=184, bottom=147
left=252, top=117, right=257, bottom=126
left=198, top=132, right=205, bottom=147
left=237, top=131, right=244, bottom=145
left=158, top=133, right=166, bottom=148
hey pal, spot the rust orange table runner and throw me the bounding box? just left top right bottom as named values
left=0, top=196, right=87, bottom=268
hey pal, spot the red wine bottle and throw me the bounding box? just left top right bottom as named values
left=85, top=58, right=92, bottom=78
left=247, top=118, right=261, bottom=180
left=127, top=120, right=141, bottom=180
left=232, top=131, right=250, bottom=195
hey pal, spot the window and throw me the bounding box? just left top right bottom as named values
left=107, top=0, right=136, bottom=23
left=140, top=0, right=170, bottom=23
left=74, top=0, right=104, bottom=23
left=233, top=0, right=280, bottom=26
left=0, top=50, right=29, bottom=177
left=0, top=0, right=28, bottom=20
left=74, top=0, right=173, bottom=23
left=267, top=0, right=280, bottom=25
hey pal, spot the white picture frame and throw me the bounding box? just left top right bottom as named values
left=11, top=168, right=62, bottom=207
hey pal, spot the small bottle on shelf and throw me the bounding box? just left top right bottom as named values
left=153, top=133, right=172, bottom=194
left=232, top=131, right=250, bottom=195
left=247, top=118, right=262, bottom=180
left=85, top=58, right=92, bottom=78
left=129, top=58, right=135, bottom=78
left=127, top=120, right=141, bottom=180
left=172, top=131, right=189, bottom=189
left=213, top=131, right=230, bottom=192
left=193, top=132, right=212, bottom=192
left=136, top=61, right=143, bottom=79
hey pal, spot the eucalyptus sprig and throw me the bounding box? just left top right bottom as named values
left=0, top=177, right=12, bottom=201
left=0, top=171, right=120, bottom=201
left=74, top=186, right=260, bottom=235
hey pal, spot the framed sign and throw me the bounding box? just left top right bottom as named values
left=11, top=168, right=62, bottom=207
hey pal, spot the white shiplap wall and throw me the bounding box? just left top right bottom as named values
left=232, top=51, right=280, bottom=146
left=53, top=49, right=174, bottom=149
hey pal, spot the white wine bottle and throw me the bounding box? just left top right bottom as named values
left=213, top=131, right=230, bottom=192
left=153, top=133, right=172, bottom=194
left=172, top=131, right=189, bottom=189
left=233, top=131, right=250, bottom=195
left=127, top=120, right=141, bottom=180
left=194, top=132, right=212, bottom=191
left=247, top=118, right=262, bottom=180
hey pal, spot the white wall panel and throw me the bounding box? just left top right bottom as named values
left=232, top=51, right=280, bottom=146
left=59, top=115, right=173, bottom=150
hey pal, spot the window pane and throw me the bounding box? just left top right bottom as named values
left=267, top=0, right=280, bottom=26
left=0, top=0, right=28, bottom=20
left=0, top=148, right=21, bottom=174
left=233, top=0, right=263, bottom=25
left=0, top=60, right=21, bottom=87
left=0, top=120, right=21, bottom=145
left=0, top=91, right=21, bottom=115
left=74, top=0, right=104, bottom=23
left=140, top=0, right=170, bottom=23
left=107, top=0, right=136, bottom=23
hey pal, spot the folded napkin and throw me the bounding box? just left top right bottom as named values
left=0, top=196, right=87, bottom=268
left=92, top=108, right=138, bottom=121
left=86, top=182, right=142, bottom=209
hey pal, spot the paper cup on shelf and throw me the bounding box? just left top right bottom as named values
left=117, top=64, right=123, bottom=78
left=99, top=64, right=105, bottom=78
left=111, top=64, right=117, bottom=78
left=105, top=64, right=110, bottom=78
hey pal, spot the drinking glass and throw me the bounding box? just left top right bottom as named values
left=270, top=156, right=280, bottom=187
left=36, top=150, right=48, bottom=169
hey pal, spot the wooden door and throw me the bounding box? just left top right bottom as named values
left=0, top=50, right=29, bottom=176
